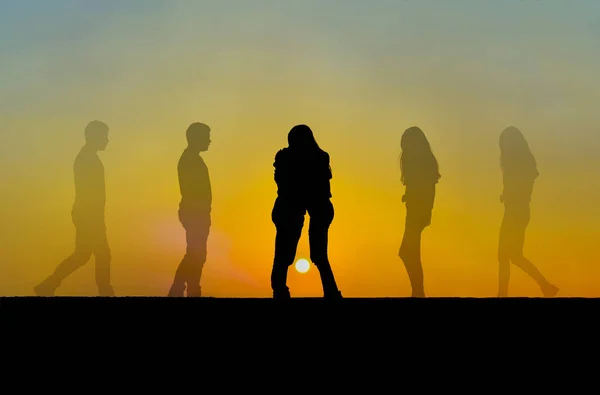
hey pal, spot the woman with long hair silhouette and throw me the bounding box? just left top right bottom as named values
left=270, top=124, right=342, bottom=299
left=398, top=126, right=440, bottom=297
left=498, top=126, right=558, bottom=297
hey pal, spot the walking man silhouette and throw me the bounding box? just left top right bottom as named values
left=34, top=120, right=114, bottom=296
left=168, top=122, right=212, bottom=297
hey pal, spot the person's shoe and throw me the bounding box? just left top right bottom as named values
left=542, top=283, right=559, bottom=298
left=187, top=286, right=202, bottom=297
left=324, top=290, right=343, bottom=300
left=168, top=283, right=185, bottom=297
left=99, top=286, right=115, bottom=297
left=273, top=290, right=291, bottom=299
left=34, top=279, right=57, bottom=297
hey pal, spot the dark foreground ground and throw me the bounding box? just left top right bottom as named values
left=2, top=296, right=598, bottom=325
left=2, top=297, right=598, bottom=361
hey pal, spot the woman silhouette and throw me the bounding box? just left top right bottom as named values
left=398, top=127, right=440, bottom=297
left=270, top=124, right=342, bottom=299
left=498, top=126, right=559, bottom=297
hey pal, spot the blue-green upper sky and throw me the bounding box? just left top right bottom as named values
left=1, top=0, right=600, bottom=178
left=2, top=0, right=599, bottom=113
left=2, top=0, right=599, bottom=186
left=1, top=0, right=599, bottom=168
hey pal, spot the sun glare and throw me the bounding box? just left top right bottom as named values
left=295, top=259, right=310, bottom=274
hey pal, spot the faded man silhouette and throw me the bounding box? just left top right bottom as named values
left=168, top=122, right=212, bottom=297
left=34, top=121, right=114, bottom=296
left=497, top=126, right=559, bottom=297
left=271, top=124, right=342, bottom=299
left=398, top=126, right=440, bottom=298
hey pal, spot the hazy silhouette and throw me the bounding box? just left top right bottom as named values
left=271, top=125, right=342, bottom=299
left=168, top=123, right=212, bottom=297
left=34, top=121, right=114, bottom=296
left=398, top=127, right=440, bottom=298
left=497, top=126, right=559, bottom=297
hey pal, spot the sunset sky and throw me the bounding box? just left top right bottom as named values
left=1, top=0, right=599, bottom=297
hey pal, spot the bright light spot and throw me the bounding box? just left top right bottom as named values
left=295, top=259, right=310, bottom=274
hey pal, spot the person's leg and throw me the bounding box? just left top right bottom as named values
left=34, top=222, right=93, bottom=296
left=185, top=215, right=210, bottom=297
left=169, top=211, right=194, bottom=297
left=271, top=199, right=304, bottom=299
left=497, top=260, right=511, bottom=297
left=506, top=208, right=558, bottom=297
left=308, top=200, right=341, bottom=298
left=399, top=212, right=425, bottom=297
left=93, top=222, right=114, bottom=296
left=511, top=255, right=558, bottom=296
left=497, top=213, right=511, bottom=297
left=510, top=225, right=558, bottom=296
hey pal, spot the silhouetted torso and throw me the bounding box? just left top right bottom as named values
left=178, top=148, right=211, bottom=214
left=502, top=171, right=535, bottom=209
left=404, top=177, right=436, bottom=214
left=274, top=147, right=331, bottom=203
left=270, top=143, right=341, bottom=299
left=71, top=147, right=106, bottom=221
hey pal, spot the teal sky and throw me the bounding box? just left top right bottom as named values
left=1, top=0, right=599, bottom=165
left=1, top=1, right=599, bottom=113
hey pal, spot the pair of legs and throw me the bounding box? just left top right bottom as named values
left=399, top=209, right=429, bottom=298
left=271, top=198, right=341, bottom=299
left=498, top=206, right=558, bottom=297
left=168, top=212, right=210, bottom=297
left=34, top=215, right=113, bottom=296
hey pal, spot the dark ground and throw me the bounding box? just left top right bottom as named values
left=2, top=296, right=597, bottom=324
left=2, top=297, right=597, bottom=361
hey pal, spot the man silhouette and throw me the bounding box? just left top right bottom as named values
left=34, top=121, right=114, bottom=296
left=168, top=123, right=212, bottom=297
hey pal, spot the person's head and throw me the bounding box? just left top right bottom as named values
left=499, top=126, right=538, bottom=178
left=186, top=122, right=211, bottom=152
left=287, top=124, right=321, bottom=152
left=400, top=126, right=440, bottom=185
left=84, top=120, right=109, bottom=151
left=499, top=126, right=530, bottom=155
left=401, top=126, right=432, bottom=153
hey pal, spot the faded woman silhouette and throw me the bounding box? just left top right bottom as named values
left=497, top=126, right=558, bottom=297
left=398, top=126, right=440, bottom=297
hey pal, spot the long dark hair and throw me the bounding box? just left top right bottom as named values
left=499, top=126, right=538, bottom=180
left=288, top=124, right=322, bottom=152
left=400, top=126, right=440, bottom=185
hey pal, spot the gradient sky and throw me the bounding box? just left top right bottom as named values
left=1, top=0, right=599, bottom=296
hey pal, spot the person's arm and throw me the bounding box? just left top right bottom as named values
left=73, top=158, right=84, bottom=194
left=73, top=156, right=95, bottom=200
left=178, top=159, right=193, bottom=199
left=274, top=150, right=285, bottom=184
left=72, top=156, right=104, bottom=216
left=500, top=172, right=506, bottom=203
left=324, top=152, right=332, bottom=180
